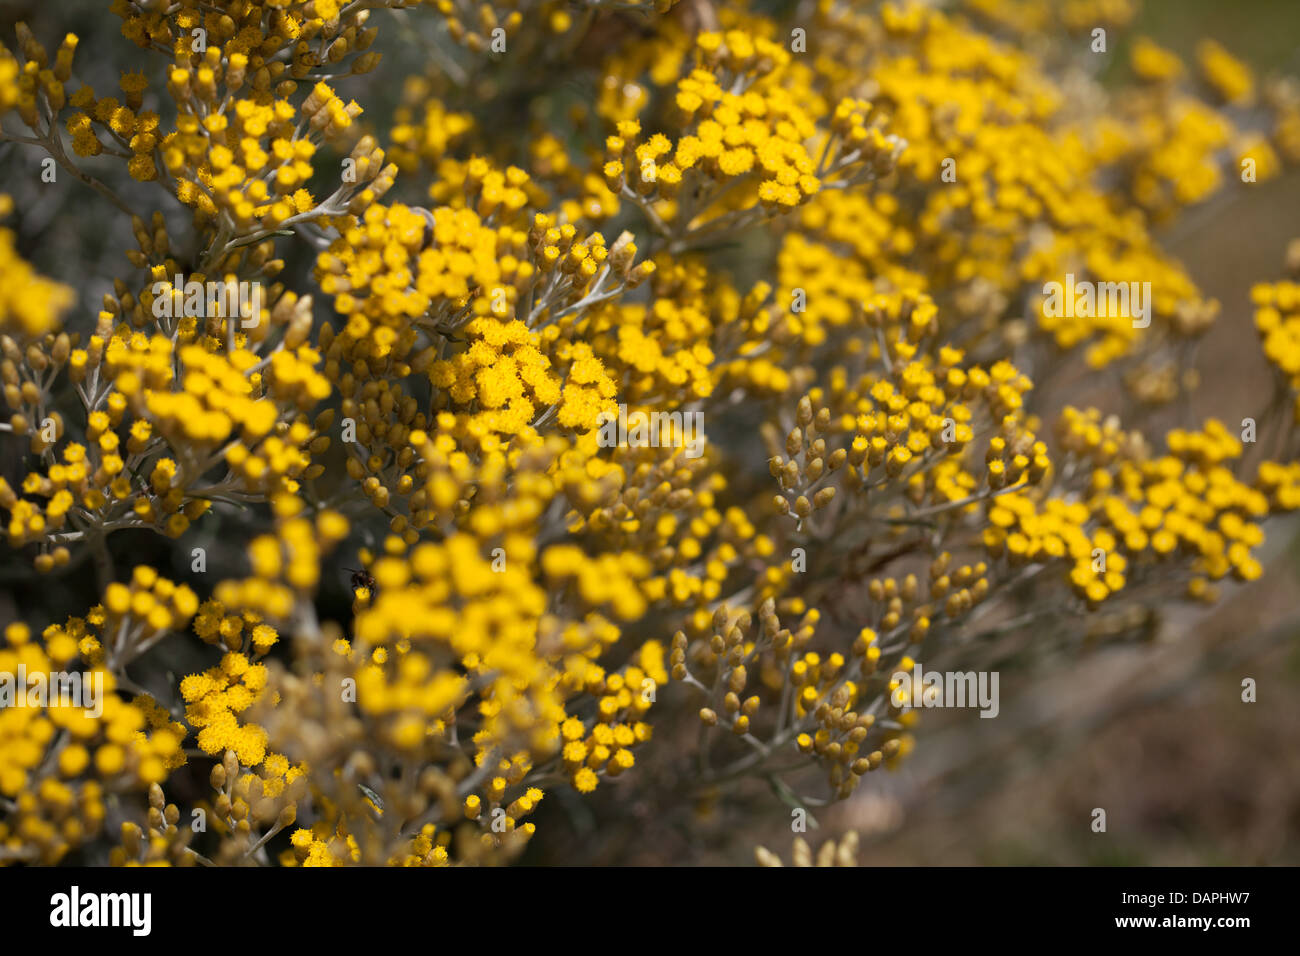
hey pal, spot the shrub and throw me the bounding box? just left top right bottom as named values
left=1, top=0, right=1297, bottom=866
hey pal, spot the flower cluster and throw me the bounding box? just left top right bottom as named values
left=0, top=621, right=185, bottom=864
left=1253, top=278, right=1300, bottom=423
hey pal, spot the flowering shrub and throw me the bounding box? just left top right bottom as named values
left=1, top=0, right=1298, bottom=867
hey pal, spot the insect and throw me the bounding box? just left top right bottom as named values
left=344, top=567, right=376, bottom=594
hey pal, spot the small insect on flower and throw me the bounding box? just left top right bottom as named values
left=344, top=566, right=376, bottom=595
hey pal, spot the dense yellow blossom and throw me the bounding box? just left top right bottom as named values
left=1, top=0, right=1299, bottom=869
